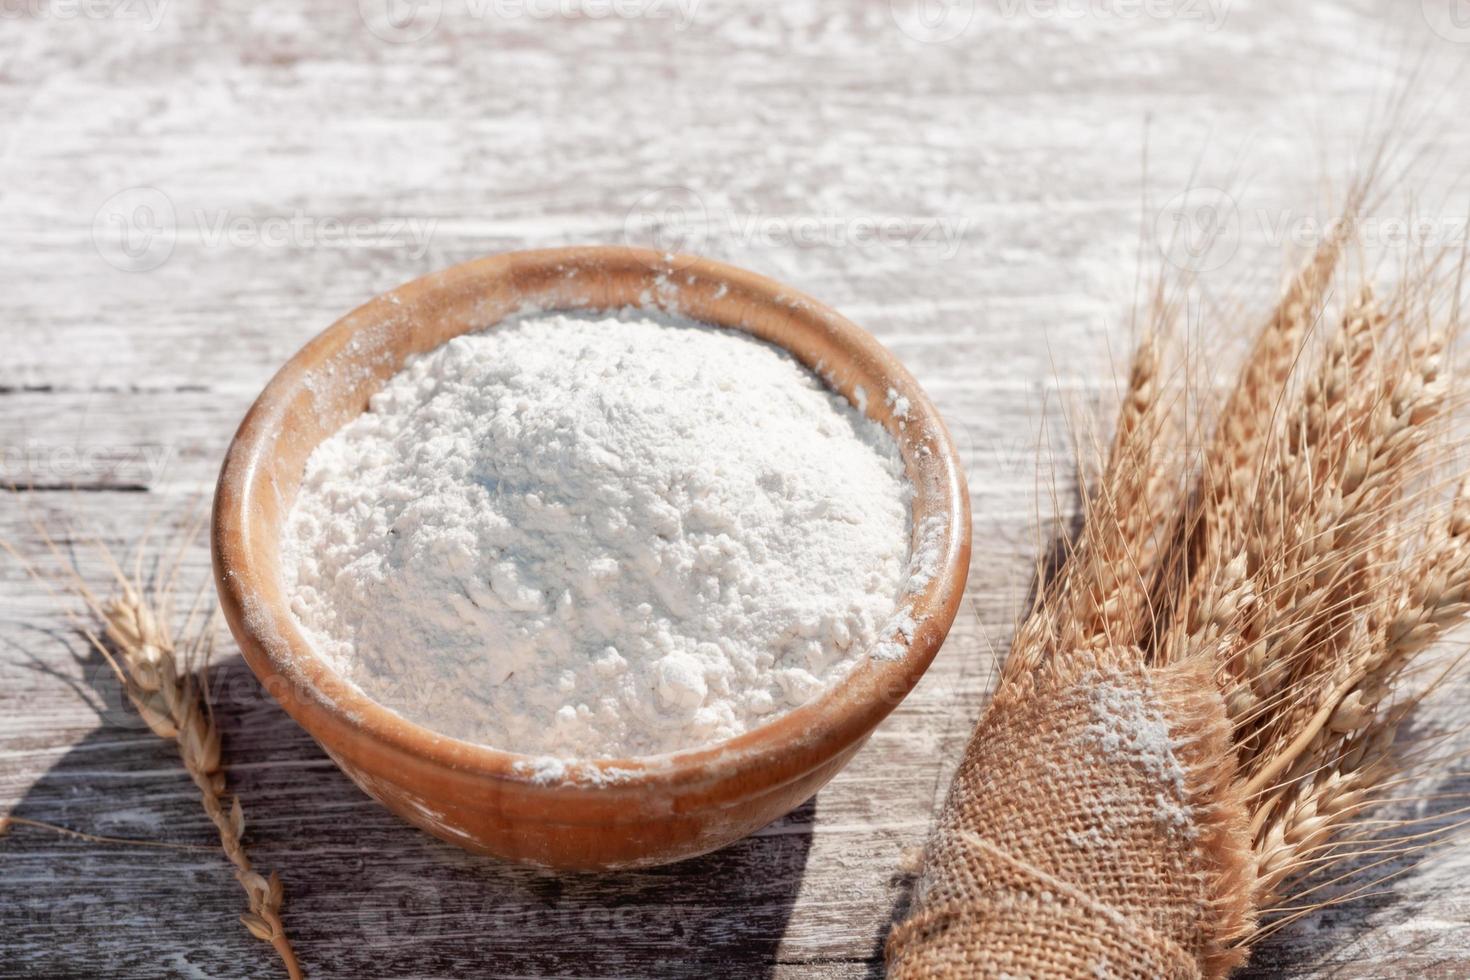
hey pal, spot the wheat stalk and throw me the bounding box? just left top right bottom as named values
left=889, top=153, right=1470, bottom=975
left=1151, top=239, right=1469, bottom=951
left=3, top=531, right=304, bottom=980
left=1014, top=202, right=1470, bottom=964
left=0, top=815, right=215, bottom=850
left=1008, top=288, right=1183, bottom=679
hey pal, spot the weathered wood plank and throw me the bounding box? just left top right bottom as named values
left=3, top=0, right=1470, bottom=976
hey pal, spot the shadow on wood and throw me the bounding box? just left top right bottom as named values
left=1, top=650, right=817, bottom=978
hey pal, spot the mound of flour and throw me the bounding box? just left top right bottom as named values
left=282, top=311, right=912, bottom=758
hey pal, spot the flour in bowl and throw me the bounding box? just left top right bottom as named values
left=282, top=310, right=912, bottom=758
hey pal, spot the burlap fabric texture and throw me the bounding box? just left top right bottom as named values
left=887, top=647, right=1255, bottom=979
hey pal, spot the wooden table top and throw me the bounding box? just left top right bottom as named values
left=3, top=1, right=1469, bottom=976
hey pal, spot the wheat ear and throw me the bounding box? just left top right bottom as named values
left=1154, top=236, right=1470, bottom=948
left=3, top=532, right=304, bottom=980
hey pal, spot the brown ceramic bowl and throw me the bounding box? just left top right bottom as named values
left=212, top=246, right=970, bottom=870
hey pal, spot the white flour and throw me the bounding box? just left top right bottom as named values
left=282, top=310, right=913, bottom=759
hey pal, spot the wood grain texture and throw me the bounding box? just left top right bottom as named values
left=2, top=0, right=1468, bottom=976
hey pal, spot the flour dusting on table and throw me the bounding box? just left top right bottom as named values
left=282, top=310, right=913, bottom=758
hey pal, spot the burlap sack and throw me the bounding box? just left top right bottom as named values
left=887, top=647, right=1254, bottom=979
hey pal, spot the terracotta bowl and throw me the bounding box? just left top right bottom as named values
left=212, top=246, right=971, bottom=870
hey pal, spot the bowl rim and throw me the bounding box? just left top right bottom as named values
left=212, top=245, right=971, bottom=805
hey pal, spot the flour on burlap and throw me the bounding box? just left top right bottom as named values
left=282, top=311, right=912, bottom=758
left=1081, top=674, right=1195, bottom=833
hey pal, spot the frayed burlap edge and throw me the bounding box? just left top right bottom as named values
left=887, top=647, right=1256, bottom=979
left=1150, top=653, right=1257, bottom=978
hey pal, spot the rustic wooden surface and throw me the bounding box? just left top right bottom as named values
left=3, top=1, right=1470, bottom=977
